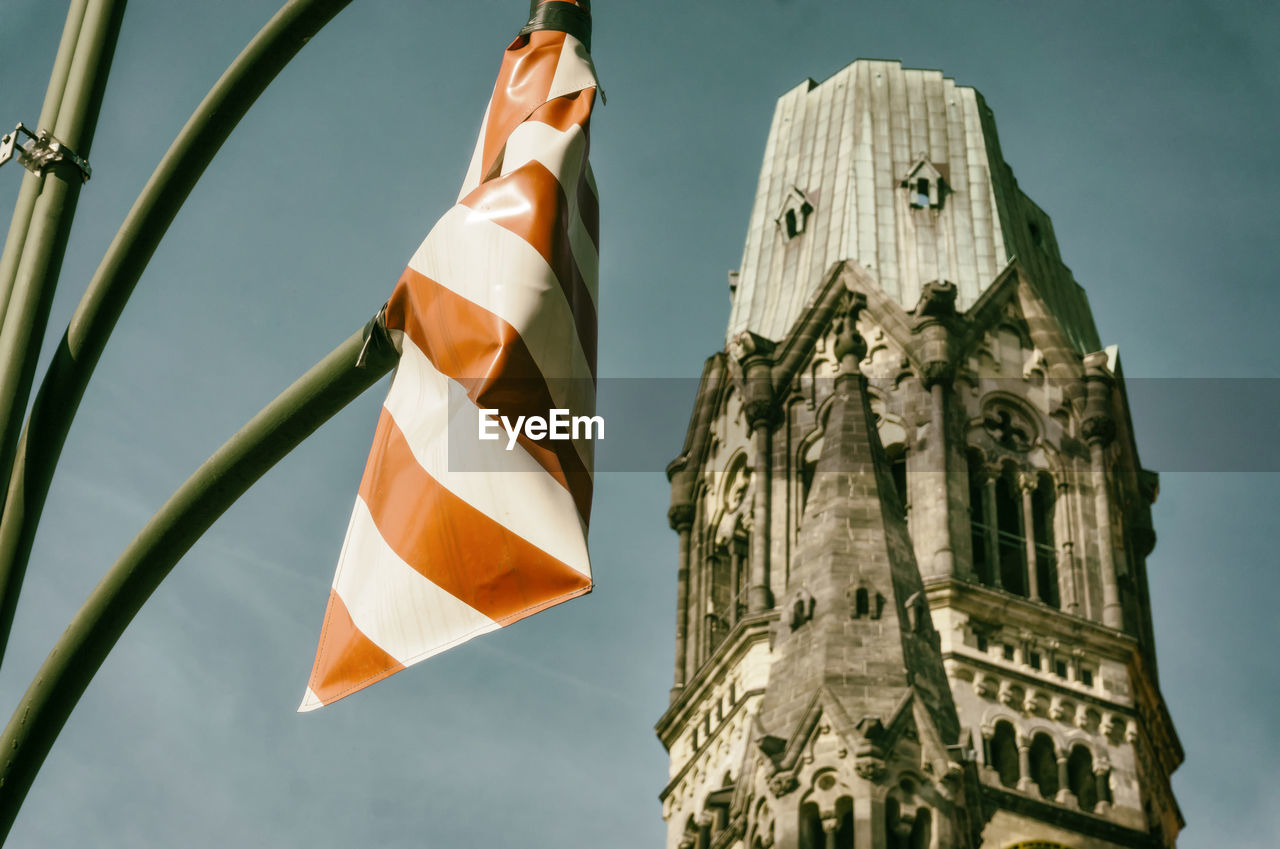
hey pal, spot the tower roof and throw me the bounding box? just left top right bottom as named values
left=727, top=59, right=1100, bottom=354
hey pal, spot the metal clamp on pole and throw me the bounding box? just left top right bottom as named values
left=0, top=122, right=92, bottom=182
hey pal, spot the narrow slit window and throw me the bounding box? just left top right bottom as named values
left=916, top=178, right=930, bottom=207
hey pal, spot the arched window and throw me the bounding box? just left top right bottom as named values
left=1029, top=733, right=1059, bottom=799
left=989, top=721, right=1020, bottom=789
left=995, top=473, right=1027, bottom=595
left=909, top=808, right=931, bottom=849
left=798, top=801, right=823, bottom=849
left=705, top=552, right=730, bottom=654
left=799, top=432, right=823, bottom=514
left=1031, top=473, right=1059, bottom=607
left=1068, top=744, right=1098, bottom=811
left=885, top=797, right=931, bottom=849
left=835, top=797, right=854, bottom=849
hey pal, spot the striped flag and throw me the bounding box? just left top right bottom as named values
left=301, top=0, right=600, bottom=711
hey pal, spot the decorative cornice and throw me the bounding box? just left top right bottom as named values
left=980, top=786, right=1160, bottom=849
left=655, top=615, right=776, bottom=743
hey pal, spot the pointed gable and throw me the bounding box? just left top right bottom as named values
left=757, top=297, right=962, bottom=752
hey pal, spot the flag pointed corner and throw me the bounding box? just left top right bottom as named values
left=298, top=687, right=324, bottom=714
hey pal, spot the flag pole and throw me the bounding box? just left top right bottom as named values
left=0, top=0, right=359, bottom=666
left=0, top=0, right=91, bottom=324
left=0, top=0, right=124, bottom=530
left=0, top=320, right=397, bottom=839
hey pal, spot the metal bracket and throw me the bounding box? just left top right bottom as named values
left=0, top=123, right=92, bottom=182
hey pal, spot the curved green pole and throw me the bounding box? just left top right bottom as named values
left=0, top=0, right=125, bottom=535
left=0, top=0, right=359, bottom=664
left=0, top=325, right=396, bottom=840
left=0, top=0, right=90, bottom=322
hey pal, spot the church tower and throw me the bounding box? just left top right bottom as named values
left=656, top=61, right=1182, bottom=849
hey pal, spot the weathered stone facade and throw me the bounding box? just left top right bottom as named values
left=657, top=60, right=1182, bottom=849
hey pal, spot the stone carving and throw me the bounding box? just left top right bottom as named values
left=854, top=756, right=887, bottom=781
left=767, top=773, right=798, bottom=797
left=789, top=587, right=816, bottom=630
left=984, top=407, right=1032, bottom=451
left=853, top=717, right=888, bottom=781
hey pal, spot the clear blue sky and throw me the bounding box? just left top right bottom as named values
left=0, top=0, right=1276, bottom=845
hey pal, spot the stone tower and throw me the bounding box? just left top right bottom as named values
left=657, top=61, right=1182, bottom=849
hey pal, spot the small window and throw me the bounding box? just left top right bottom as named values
left=776, top=188, right=814, bottom=241
left=1003, top=644, right=1015, bottom=661
left=916, top=178, right=930, bottom=208
left=1028, top=219, right=1043, bottom=248
left=976, top=633, right=988, bottom=652
left=1055, top=660, right=1068, bottom=678
left=1080, top=668, right=1094, bottom=687
left=1028, top=651, right=1041, bottom=671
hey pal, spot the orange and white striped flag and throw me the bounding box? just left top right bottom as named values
left=301, top=0, right=600, bottom=711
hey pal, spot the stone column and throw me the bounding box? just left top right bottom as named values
left=1083, top=353, right=1123, bottom=629
left=733, top=330, right=776, bottom=614
left=1055, top=752, right=1074, bottom=804
left=1056, top=478, right=1080, bottom=614
left=747, top=412, right=773, bottom=612
left=1016, top=735, right=1033, bottom=792
left=1088, top=433, right=1123, bottom=628
left=669, top=503, right=694, bottom=699
left=1019, top=471, right=1041, bottom=602
left=924, top=371, right=957, bottom=577
left=730, top=536, right=746, bottom=627
left=1094, top=767, right=1112, bottom=813
left=912, top=281, right=960, bottom=578
left=687, top=504, right=704, bottom=676
left=982, top=468, right=1002, bottom=589
left=821, top=815, right=840, bottom=849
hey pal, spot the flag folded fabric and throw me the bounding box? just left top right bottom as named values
left=301, top=0, right=600, bottom=712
